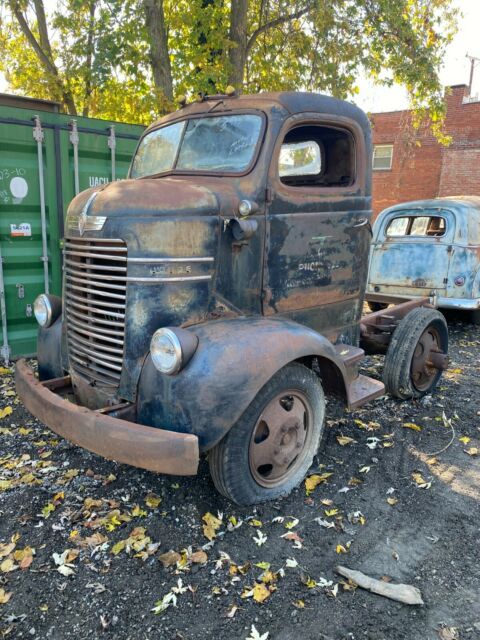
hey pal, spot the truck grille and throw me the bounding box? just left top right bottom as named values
left=64, top=237, right=127, bottom=387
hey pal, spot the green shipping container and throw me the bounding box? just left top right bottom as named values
left=0, top=94, right=145, bottom=360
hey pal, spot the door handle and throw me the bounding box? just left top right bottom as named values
left=353, top=218, right=368, bottom=227
left=353, top=218, right=372, bottom=235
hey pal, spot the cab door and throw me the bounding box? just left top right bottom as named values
left=262, top=115, right=371, bottom=338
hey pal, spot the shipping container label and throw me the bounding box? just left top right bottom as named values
left=10, top=223, right=32, bottom=237
left=0, top=168, right=29, bottom=204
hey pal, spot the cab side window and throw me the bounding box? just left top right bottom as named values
left=279, top=124, right=355, bottom=187
left=386, top=215, right=446, bottom=237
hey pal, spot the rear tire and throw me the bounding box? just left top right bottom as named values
left=209, top=363, right=325, bottom=505
left=383, top=307, right=448, bottom=399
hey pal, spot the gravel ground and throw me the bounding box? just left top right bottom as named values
left=0, top=314, right=479, bottom=640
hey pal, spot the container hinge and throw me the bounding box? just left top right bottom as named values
left=108, top=126, right=116, bottom=182
left=33, top=116, right=44, bottom=143
left=0, top=343, right=10, bottom=365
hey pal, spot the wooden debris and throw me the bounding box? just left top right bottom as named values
left=335, top=565, right=424, bottom=605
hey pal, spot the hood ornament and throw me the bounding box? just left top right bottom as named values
left=79, top=191, right=99, bottom=236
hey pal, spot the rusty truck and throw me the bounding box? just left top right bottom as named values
left=16, top=91, right=449, bottom=505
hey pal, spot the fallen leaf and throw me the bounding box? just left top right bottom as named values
left=151, top=592, right=177, bottom=615
left=252, top=582, right=271, bottom=603
left=246, top=624, right=269, bottom=640
left=304, top=472, right=332, bottom=495
left=0, top=588, right=12, bottom=604
left=255, top=561, right=271, bottom=570
left=0, top=558, right=16, bottom=573
left=202, top=512, right=222, bottom=541
left=458, top=436, right=470, bottom=444
left=466, top=447, right=478, bottom=456
left=387, top=497, right=398, bottom=506
left=324, top=508, right=339, bottom=517
left=158, top=550, right=181, bottom=568
left=293, top=599, right=305, bottom=608
left=249, top=519, right=263, bottom=527
left=0, top=407, right=12, bottom=420
left=253, top=530, right=267, bottom=547
left=189, top=550, right=208, bottom=564
left=336, top=435, right=356, bottom=446
left=403, top=422, right=422, bottom=432
left=336, top=544, right=348, bottom=554
left=145, top=493, right=162, bottom=509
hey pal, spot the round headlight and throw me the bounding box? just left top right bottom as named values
left=33, top=294, right=52, bottom=328
left=150, top=328, right=182, bottom=375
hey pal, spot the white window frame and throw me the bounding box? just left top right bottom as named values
left=373, top=144, right=393, bottom=171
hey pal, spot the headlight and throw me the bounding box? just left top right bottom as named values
left=150, top=327, right=198, bottom=375
left=33, top=294, right=62, bottom=328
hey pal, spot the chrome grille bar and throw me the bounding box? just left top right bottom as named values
left=64, top=237, right=127, bottom=387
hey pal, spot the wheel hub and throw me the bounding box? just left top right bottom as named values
left=411, top=326, right=447, bottom=391
left=249, top=391, right=312, bottom=488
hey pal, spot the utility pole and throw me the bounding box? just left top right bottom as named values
left=466, top=54, right=480, bottom=94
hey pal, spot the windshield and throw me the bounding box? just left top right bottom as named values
left=130, top=114, right=263, bottom=178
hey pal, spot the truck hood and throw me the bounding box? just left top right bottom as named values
left=66, top=176, right=220, bottom=221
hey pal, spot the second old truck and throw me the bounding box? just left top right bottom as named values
left=16, top=91, right=449, bottom=505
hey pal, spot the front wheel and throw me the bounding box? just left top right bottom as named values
left=209, top=363, right=325, bottom=505
left=383, top=307, right=448, bottom=399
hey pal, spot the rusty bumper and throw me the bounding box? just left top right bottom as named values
left=15, top=359, right=199, bottom=475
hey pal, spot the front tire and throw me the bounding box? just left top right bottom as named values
left=383, top=307, right=448, bottom=399
left=209, top=363, right=325, bottom=505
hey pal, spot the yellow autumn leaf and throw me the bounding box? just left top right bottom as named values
left=412, top=472, right=425, bottom=484
left=0, top=407, right=12, bottom=420
left=249, top=519, right=263, bottom=527
left=0, top=367, right=11, bottom=375
left=403, top=422, right=422, bottom=432
left=131, top=504, right=147, bottom=518
left=466, top=447, right=478, bottom=456
left=42, top=503, right=55, bottom=518
left=336, top=435, right=356, bottom=446
left=202, top=512, right=222, bottom=540
left=324, top=508, right=339, bottom=517
left=261, top=570, right=276, bottom=584
left=459, top=436, right=470, bottom=444
left=305, top=577, right=317, bottom=588
left=18, top=427, right=32, bottom=435
left=0, top=558, right=16, bottom=573
left=387, top=497, right=398, bottom=506
left=293, top=599, right=305, bottom=608
left=111, top=540, right=127, bottom=555
left=145, top=493, right=162, bottom=508
left=305, top=472, right=332, bottom=495
left=252, top=582, right=271, bottom=603
left=336, top=544, right=348, bottom=554
left=0, top=588, right=12, bottom=604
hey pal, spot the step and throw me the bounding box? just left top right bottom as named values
left=334, top=344, right=365, bottom=368
left=347, top=374, right=385, bottom=410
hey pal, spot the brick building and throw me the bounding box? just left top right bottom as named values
left=370, top=84, right=480, bottom=217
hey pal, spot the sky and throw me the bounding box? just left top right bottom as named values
left=1, top=0, right=479, bottom=114
left=355, top=0, right=480, bottom=113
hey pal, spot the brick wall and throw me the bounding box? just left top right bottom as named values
left=370, top=85, right=480, bottom=217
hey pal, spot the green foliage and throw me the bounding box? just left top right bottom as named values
left=0, top=0, right=458, bottom=134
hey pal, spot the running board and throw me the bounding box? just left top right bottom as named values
left=347, top=374, right=385, bottom=410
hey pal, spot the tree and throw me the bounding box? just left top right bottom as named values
left=0, top=0, right=458, bottom=132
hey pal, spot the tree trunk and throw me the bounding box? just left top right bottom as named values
left=144, top=0, right=173, bottom=102
left=10, top=0, right=77, bottom=114
left=228, top=0, right=248, bottom=89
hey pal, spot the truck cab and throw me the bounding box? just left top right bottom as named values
left=16, top=92, right=449, bottom=505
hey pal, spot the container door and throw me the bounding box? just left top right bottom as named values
left=0, top=118, right=62, bottom=358
left=368, top=208, right=455, bottom=296
left=262, top=118, right=370, bottom=338
left=60, top=123, right=143, bottom=208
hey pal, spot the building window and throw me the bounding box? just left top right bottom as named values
left=373, top=144, right=393, bottom=170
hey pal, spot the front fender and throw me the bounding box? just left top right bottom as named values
left=137, top=316, right=348, bottom=451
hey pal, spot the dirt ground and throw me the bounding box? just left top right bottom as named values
left=0, top=313, right=479, bottom=640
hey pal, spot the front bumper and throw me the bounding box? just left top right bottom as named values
left=15, top=359, right=199, bottom=475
